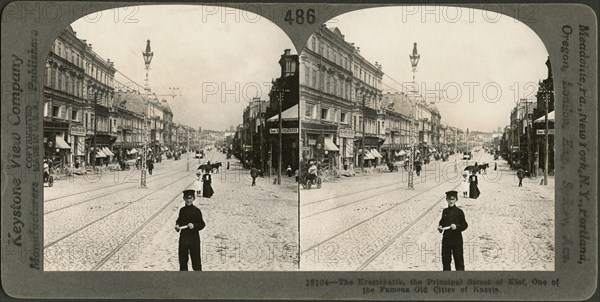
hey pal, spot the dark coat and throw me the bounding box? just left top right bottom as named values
left=469, top=174, right=480, bottom=199
left=438, top=206, right=468, bottom=245
left=202, top=174, right=214, bottom=198
left=176, top=205, right=205, bottom=243
left=517, top=168, right=525, bottom=179
left=250, top=168, right=258, bottom=179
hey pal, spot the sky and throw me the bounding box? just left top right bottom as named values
left=325, top=6, right=550, bottom=132
left=71, top=5, right=295, bottom=131
left=70, top=5, right=549, bottom=133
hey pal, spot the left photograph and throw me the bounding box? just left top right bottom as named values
left=42, top=5, right=299, bottom=271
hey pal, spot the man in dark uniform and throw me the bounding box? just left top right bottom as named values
left=437, top=190, right=468, bottom=271
left=175, top=189, right=206, bottom=271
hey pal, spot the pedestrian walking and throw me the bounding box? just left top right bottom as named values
left=461, top=172, right=469, bottom=198
left=415, top=161, right=422, bottom=176
left=227, top=161, right=230, bottom=170
left=468, top=170, right=480, bottom=199
left=250, top=167, right=258, bottom=186
left=437, top=190, right=468, bottom=271
left=286, top=165, right=293, bottom=177
left=201, top=171, right=214, bottom=198
left=175, top=189, right=206, bottom=271
left=494, top=162, right=497, bottom=171
left=147, top=158, right=154, bottom=175
left=517, top=167, right=525, bottom=187
left=193, top=171, right=203, bottom=197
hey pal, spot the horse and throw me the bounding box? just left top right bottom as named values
left=464, top=165, right=480, bottom=174
left=478, top=163, right=490, bottom=174
left=210, top=162, right=222, bottom=174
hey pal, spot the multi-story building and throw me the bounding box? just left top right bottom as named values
left=267, top=49, right=299, bottom=173
left=43, top=26, right=116, bottom=170
left=300, top=25, right=383, bottom=171
left=532, top=57, right=554, bottom=174
left=242, top=98, right=268, bottom=169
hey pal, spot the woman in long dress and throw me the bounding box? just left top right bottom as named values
left=461, top=172, right=469, bottom=198
left=202, top=171, right=214, bottom=198
left=468, top=170, right=480, bottom=199
left=193, top=171, right=203, bottom=197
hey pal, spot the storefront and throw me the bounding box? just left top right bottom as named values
left=338, top=128, right=354, bottom=171
left=353, top=136, right=381, bottom=167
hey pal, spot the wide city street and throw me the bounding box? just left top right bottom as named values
left=300, top=150, right=554, bottom=271
left=44, top=148, right=299, bottom=271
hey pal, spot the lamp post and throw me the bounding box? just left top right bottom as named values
left=140, top=39, right=154, bottom=188
left=407, top=42, right=420, bottom=189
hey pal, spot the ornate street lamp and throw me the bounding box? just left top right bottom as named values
left=407, top=42, right=420, bottom=189
left=140, top=39, right=154, bottom=188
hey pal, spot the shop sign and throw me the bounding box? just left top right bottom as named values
left=536, top=129, right=555, bottom=135
left=308, top=139, right=316, bottom=145
left=301, top=146, right=311, bottom=151
left=269, top=128, right=299, bottom=134
left=338, top=128, right=355, bottom=138
left=69, top=125, right=86, bottom=136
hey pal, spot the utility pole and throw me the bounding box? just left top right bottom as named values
left=543, top=90, right=549, bottom=185
left=361, top=91, right=366, bottom=173
left=277, top=89, right=284, bottom=185
left=259, top=100, right=264, bottom=174
left=91, top=91, right=98, bottom=170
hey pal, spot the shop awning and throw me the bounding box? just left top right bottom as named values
left=55, top=137, right=71, bottom=149
left=268, top=104, right=299, bottom=121
left=363, top=150, right=375, bottom=160
left=102, top=147, right=115, bottom=157
left=96, top=149, right=107, bottom=158
left=370, top=148, right=383, bottom=158
left=128, top=148, right=138, bottom=155
left=534, top=111, right=555, bottom=123
left=324, top=137, right=340, bottom=151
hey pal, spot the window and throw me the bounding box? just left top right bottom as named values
left=321, top=108, right=329, bottom=120
left=304, top=66, right=310, bottom=85
left=305, top=103, right=314, bottom=118
left=312, top=69, right=317, bottom=88
left=52, top=105, right=60, bottom=117
left=341, top=112, right=347, bottom=123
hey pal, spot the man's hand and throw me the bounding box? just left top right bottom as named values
left=450, top=224, right=457, bottom=230
left=174, top=225, right=180, bottom=232
left=188, top=223, right=194, bottom=229
left=437, top=225, right=443, bottom=233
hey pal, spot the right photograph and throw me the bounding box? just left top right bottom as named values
left=298, top=6, right=555, bottom=271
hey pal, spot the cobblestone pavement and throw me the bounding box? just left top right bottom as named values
left=44, top=149, right=299, bottom=271
left=300, top=151, right=554, bottom=271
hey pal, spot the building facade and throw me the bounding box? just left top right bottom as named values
left=43, top=26, right=117, bottom=170
left=300, top=25, right=383, bottom=171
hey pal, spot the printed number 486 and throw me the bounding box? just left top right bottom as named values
left=285, top=9, right=316, bottom=25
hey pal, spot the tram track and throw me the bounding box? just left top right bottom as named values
left=88, top=147, right=222, bottom=270
left=44, top=173, right=193, bottom=249
left=44, top=162, right=186, bottom=202
left=356, top=182, right=462, bottom=271
left=44, top=169, right=185, bottom=214
left=355, top=151, right=486, bottom=270
left=300, top=178, right=451, bottom=255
